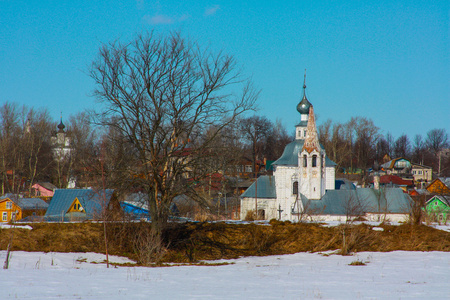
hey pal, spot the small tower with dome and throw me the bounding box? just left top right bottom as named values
left=51, top=116, right=72, bottom=160
left=295, top=72, right=311, bottom=140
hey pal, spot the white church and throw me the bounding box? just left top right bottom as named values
left=240, top=80, right=412, bottom=222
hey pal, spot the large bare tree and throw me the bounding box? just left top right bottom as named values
left=90, top=31, right=257, bottom=235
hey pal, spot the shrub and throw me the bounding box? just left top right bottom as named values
left=349, top=259, right=366, bottom=266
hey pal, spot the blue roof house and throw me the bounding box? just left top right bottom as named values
left=45, top=189, right=114, bottom=222
left=120, top=192, right=180, bottom=220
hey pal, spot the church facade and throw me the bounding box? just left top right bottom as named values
left=240, top=82, right=337, bottom=221
left=240, top=81, right=412, bottom=223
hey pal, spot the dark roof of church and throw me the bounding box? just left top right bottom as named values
left=272, top=140, right=337, bottom=167
left=240, top=176, right=276, bottom=199
left=240, top=177, right=411, bottom=216
left=297, top=94, right=311, bottom=115
left=303, top=188, right=411, bottom=215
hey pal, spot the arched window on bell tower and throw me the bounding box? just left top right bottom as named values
left=303, top=155, right=307, bottom=167
left=293, top=181, right=298, bottom=195
left=312, top=155, right=317, bottom=167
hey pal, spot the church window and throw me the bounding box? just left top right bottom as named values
left=293, top=181, right=298, bottom=195
left=312, top=155, right=317, bottom=167
left=303, top=130, right=306, bottom=137
left=303, top=155, right=307, bottom=167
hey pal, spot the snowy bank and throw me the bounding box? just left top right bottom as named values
left=0, top=250, right=448, bottom=299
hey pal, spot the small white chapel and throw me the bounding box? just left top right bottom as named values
left=240, top=77, right=411, bottom=222
left=240, top=77, right=337, bottom=221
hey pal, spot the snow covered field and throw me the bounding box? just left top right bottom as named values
left=1, top=250, right=448, bottom=299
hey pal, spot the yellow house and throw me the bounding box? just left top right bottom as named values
left=0, top=198, right=21, bottom=222
left=426, top=178, right=450, bottom=195
left=0, top=197, right=49, bottom=223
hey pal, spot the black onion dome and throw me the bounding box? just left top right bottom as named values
left=57, top=119, right=65, bottom=132
left=297, top=94, right=311, bottom=114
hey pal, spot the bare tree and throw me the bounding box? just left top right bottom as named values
left=239, top=115, right=273, bottom=175
left=90, top=31, right=257, bottom=237
left=385, top=132, right=394, bottom=158
left=66, top=112, right=98, bottom=187
left=352, top=117, right=380, bottom=178
left=0, top=103, right=21, bottom=194
left=319, top=119, right=349, bottom=171
left=22, top=108, right=54, bottom=193
left=264, top=119, right=291, bottom=161
left=412, top=134, right=426, bottom=165
left=425, top=129, right=449, bottom=175
left=393, top=134, right=411, bottom=158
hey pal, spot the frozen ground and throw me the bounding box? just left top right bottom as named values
left=1, top=250, right=448, bottom=299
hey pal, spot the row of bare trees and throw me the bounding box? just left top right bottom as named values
left=0, top=102, right=100, bottom=194
left=318, top=117, right=450, bottom=178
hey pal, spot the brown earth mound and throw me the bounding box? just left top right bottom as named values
left=0, top=222, right=448, bottom=264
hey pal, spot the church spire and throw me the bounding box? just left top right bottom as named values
left=296, top=70, right=311, bottom=115
left=57, top=113, right=65, bottom=133
left=303, top=70, right=307, bottom=95
left=302, top=105, right=320, bottom=153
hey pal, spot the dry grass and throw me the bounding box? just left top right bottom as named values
left=349, top=260, right=366, bottom=266
left=0, top=222, right=449, bottom=265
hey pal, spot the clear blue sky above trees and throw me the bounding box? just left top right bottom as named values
left=1, top=0, right=448, bottom=139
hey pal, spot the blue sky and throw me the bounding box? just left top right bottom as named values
left=1, top=0, right=448, bottom=140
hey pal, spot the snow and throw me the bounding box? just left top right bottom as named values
left=0, top=224, right=33, bottom=230
left=428, top=224, right=450, bottom=232
left=1, top=251, right=448, bottom=299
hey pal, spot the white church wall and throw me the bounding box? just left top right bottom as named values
left=274, top=166, right=298, bottom=220
left=299, top=149, right=323, bottom=200
left=240, top=197, right=277, bottom=220
left=295, top=126, right=307, bottom=140
left=364, top=213, right=409, bottom=223
left=325, top=167, right=335, bottom=190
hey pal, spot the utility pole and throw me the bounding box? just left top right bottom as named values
left=254, top=132, right=258, bottom=220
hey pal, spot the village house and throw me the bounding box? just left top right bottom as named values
left=240, top=79, right=411, bottom=222
left=31, top=182, right=57, bottom=199
left=0, top=194, right=48, bottom=222
left=44, top=189, right=116, bottom=221
left=424, top=195, right=450, bottom=223
left=426, top=178, right=450, bottom=195
left=411, top=163, right=433, bottom=188
left=379, top=157, right=433, bottom=188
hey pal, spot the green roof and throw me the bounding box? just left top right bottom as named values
left=272, top=140, right=337, bottom=167
left=303, top=188, right=411, bottom=215
left=240, top=176, right=276, bottom=199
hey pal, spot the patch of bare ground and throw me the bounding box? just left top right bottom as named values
left=0, top=221, right=448, bottom=265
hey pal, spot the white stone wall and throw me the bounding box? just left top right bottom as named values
left=299, top=149, right=323, bottom=200
left=274, top=166, right=299, bottom=220
left=295, top=126, right=307, bottom=140
left=240, top=197, right=277, bottom=220
left=325, top=166, right=335, bottom=190
left=364, top=213, right=409, bottom=223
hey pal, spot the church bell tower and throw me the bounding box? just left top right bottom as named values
left=298, top=105, right=326, bottom=200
